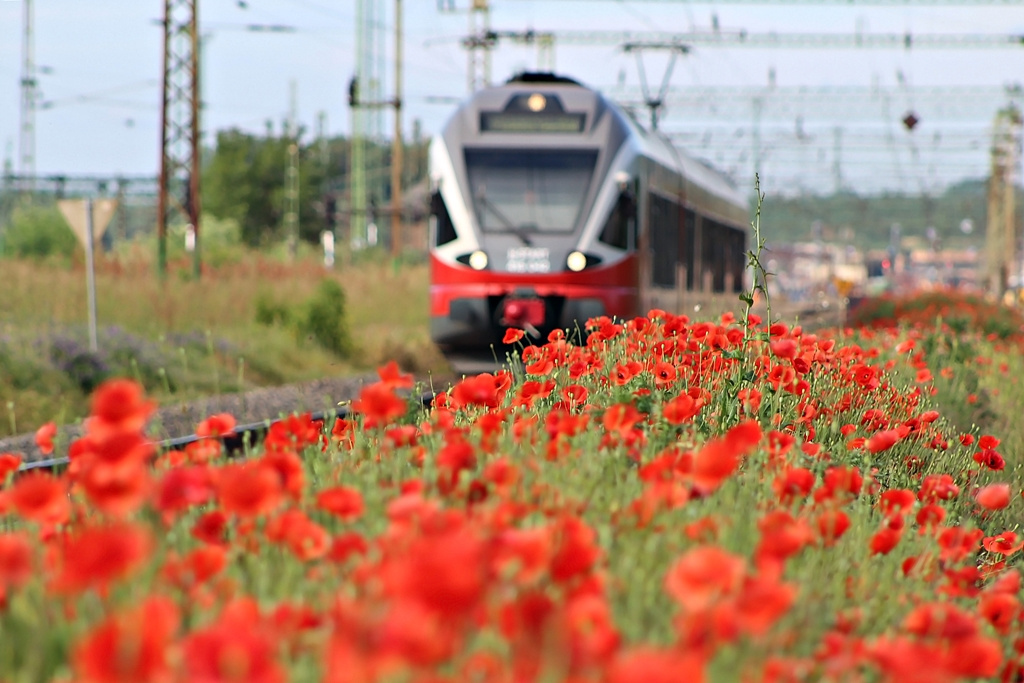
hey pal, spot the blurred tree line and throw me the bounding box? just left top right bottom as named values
left=201, top=124, right=430, bottom=247
left=760, top=180, right=1022, bottom=251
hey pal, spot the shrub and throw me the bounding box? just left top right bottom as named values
left=48, top=336, right=110, bottom=393
left=296, top=278, right=353, bottom=358
left=2, top=204, right=79, bottom=260
left=847, top=289, right=1024, bottom=340
left=254, top=292, right=293, bottom=327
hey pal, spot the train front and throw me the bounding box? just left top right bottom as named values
left=428, top=73, right=639, bottom=351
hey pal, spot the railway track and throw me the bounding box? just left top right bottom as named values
left=3, top=300, right=847, bottom=474
left=13, top=390, right=438, bottom=474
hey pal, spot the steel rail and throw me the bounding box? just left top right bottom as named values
left=15, top=391, right=437, bottom=474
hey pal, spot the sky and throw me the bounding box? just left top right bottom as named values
left=1, top=0, right=1023, bottom=195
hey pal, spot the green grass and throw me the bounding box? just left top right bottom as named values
left=0, top=248, right=446, bottom=437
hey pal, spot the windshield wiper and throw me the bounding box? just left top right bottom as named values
left=476, top=193, right=533, bottom=246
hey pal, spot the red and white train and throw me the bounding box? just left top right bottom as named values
left=428, top=72, right=749, bottom=351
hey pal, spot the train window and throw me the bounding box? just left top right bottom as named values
left=465, top=149, right=598, bottom=234
left=598, top=190, right=635, bottom=250
left=731, top=228, right=747, bottom=292
left=649, top=192, right=679, bottom=287
left=682, top=209, right=697, bottom=290
left=430, top=191, right=457, bottom=247
left=700, top=220, right=744, bottom=293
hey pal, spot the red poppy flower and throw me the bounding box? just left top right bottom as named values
left=769, top=338, right=798, bottom=360
left=73, top=596, right=178, bottom=683
left=182, top=615, right=284, bottom=683
left=652, top=361, right=678, bottom=386
left=316, top=486, right=364, bottom=522
left=614, top=361, right=643, bottom=385
left=664, top=545, right=746, bottom=611
left=215, top=461, right=283, bottom=518
left=772, top=467, right=815, bottom=504
left=0, top=452, right=22, bottom=482
left=878, top=489, right=916, bottom=519
left=352, top=383, right=407, bottom=429
left=973, top=450, right=1005, bottom=471
left=192, top=510, right=229, bottom=546
left=607, top=647, right=707, bottom=683
left=0, top=532, right=32, bottom=588
left=978, top=435, right=1000, bottom=450
left=916, top=503, right=946, bottom=530
left=264, top=413, right=321, bottom=452
left=816, top=509, right=851, bottom=546
left=86, top=379, right=156, bottom=440
left=975, top=483, right=1011, bottom=511
left=867, top=429, right=904, bottom=454
left=449, top=375, right=495, bottom=410
left=978, top=591, right=1020, bottom=635
left=918, top=474, right=959, bottom=502
left=869, top=527, right=902, bottom=555
left=662, top=393, right=702, bottom=425
left=50, top=522, right=153, bottom=595
left=261, top=449, right=305, bottom=500
left=327, top=531, right=368, bottom=564
left=378, top=360, right=415, bottom=389
left=78, top=459, right=151, bottom=517
left=8, top=470, right=70, bottom=526
left=982, top=531, right=1024, bottom=556
left=162, top=545, right=228, bottom=590
left=736, top=574, right=798, bottom=636
left=154, top=465, right=213, bottom=520
left=550, top=516, right=599, bottom=584
left=331, top=418, right=356, bottom=449
left=273, top=513, right=330, bottom=562
left=196, top=413, right=236, bottom=438
left=503, top=328, right=526, bottom=345
left=34, top=421, right=57, bottom=455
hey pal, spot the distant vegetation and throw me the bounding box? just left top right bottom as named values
left=201, top=127, right=430, bottom=248
left=758, top=179, right=1020, bottom=252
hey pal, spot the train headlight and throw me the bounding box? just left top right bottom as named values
left=469, top=250, right=489, bottom=270
left=566, top=251, right=588, bottom=272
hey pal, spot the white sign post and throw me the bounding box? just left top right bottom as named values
left=57, top=198, right=118, bottom=353
left=321, top=230, right=335, bottom=268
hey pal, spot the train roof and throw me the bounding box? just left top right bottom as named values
left=445, top=72, right=749, bottom=217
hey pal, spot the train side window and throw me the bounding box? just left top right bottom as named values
left=649, top=192, right=678, bottom=287
left=430, top=191, right=457, bottom=247
left=731, top=228, right=746, bottom=292
left=598, top=190, right=635, bottom=251
left=682, top=209, right=697, bottom=290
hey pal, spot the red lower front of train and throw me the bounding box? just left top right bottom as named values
left=430, top=253, right=639, bottom=350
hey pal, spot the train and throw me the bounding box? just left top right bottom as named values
left=428, top=72, right=750, bottom=351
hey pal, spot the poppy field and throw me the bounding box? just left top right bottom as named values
left=1, top=299, right=1023, bottom=682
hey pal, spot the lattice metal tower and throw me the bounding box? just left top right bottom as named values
left=467, top=0, right=492, bottom=92
left=157, top=0, right=201, bottom=278
left=985, top=104, right=1022, bottom=297
left=19, top=0, right=36, bottom=192
left=350, top=0, right=387, bottom=249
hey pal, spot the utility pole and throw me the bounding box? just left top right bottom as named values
left=832, top=126, right=843, bottom=193
left=985, top=104, right=1022, bottom=298
left=621, top=42, right=689, bottom=130
left=285, top=80, right=300, bottom=259
left=752, top=96, right=763, bottom=183
left=157, top=0, right=201, bottom=279
left=19, top=0, right=36, bottom=195
left=316, top=111, right=329, bottom=167
left=390, top=0, right=404, bottom=260
left=467, top=0, right=491, bottom=92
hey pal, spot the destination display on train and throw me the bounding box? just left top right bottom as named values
left=480, top=112, right=586, bottom=133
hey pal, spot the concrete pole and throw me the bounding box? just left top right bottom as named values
left=391, top=0, right=403, bottom=261
left=85, top=199, right=98, bottom=353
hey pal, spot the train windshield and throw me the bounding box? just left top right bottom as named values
left=465, top=149, right=598, bottom=235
